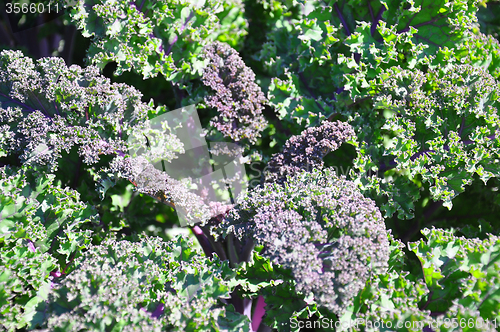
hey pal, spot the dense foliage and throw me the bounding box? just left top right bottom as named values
left=1, top=0, right=500, bottom=331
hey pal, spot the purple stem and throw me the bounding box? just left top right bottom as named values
left=333, top=4, right=361, bottom=63
left=458, top=117, right=466, bottom=136
left=164, top=35, right=178, bottom=57
left=297, top=72, right=328, bottom=115
left=462, top=133, right=496, bottom=145
left=131, top=1, right=189, bottom=57
left=52, top=101, right=61, bottom=117
left=200, top=224, right=228, bottom=261
left=251, top=296, right=267, bottom=331
left=151, top=303, right=164, bottom=318
left=371, top=6, right=386, bottom=36
left=50, top=270, right=63, bottom=278
left=354, top=53, right=361, bottom=63
left=239, top=238, right=255, bottom=262
left=382, top=132, right=498, bottom=171
left=119, top=117, right=123, bottom=139
left=243, top=298, right=253, bottom=323
left=30, top=91, right=50, bottom=118
left=409, top=149, right=438, bottom=161
left=368, top=1, right=375, bottom=23
left=399, top=16, right=443, bottom=34
left=334, top=3, right=351, bottom=36
left=413, top=34, right=441, bottom=48
left=138, top=0, right=146, bottom=11
left=191, top=225, right=215, bottom=258
left=394, top=12, right=419, bottom=35
left=0, top=91, right=50, bottom=117
left=28, top=240, right=36, bottom=253
left=376, top=12, right=443, bottom=43
left=165, top=11, right=195, bottom=57
left=231, top=291, right=253, bottom=323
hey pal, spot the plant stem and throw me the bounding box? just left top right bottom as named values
left=191, top=225, right=215, bottom=258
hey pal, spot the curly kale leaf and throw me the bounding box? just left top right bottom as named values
left=70, top=0, right=248, bottom=80
left=0, top=51, right=207, bottom=225
left=217, top=167, right=390, bottom=318
left=69, top=1, right=267, bottom=151
left=409, top=228, right=500, bottom=326
left=0, top=50, right=155, bottom=172
left=39, top=235, right=251, bottom=332
left=200, top=41, right=267, bottom=144
left=354, top=64, right=500, bottom=218
left=252, top=0, right=500, bottom=219
left=258, top=0, right=482, bottom=126
left=0, top=165, right=98, bottom=331
left=229, top=251, right=316, bottom=332
left=340, top=235, right=431, bottom=331
left=264, top=120, right=356, bottom=184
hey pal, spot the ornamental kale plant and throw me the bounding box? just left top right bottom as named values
left=216, top=167, right=390, bottom=321
left=39, top=235, right=251, bottom=332
left=200, top=41, right=268, bottom=144
left=1, top=0, right=500, bottom=331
